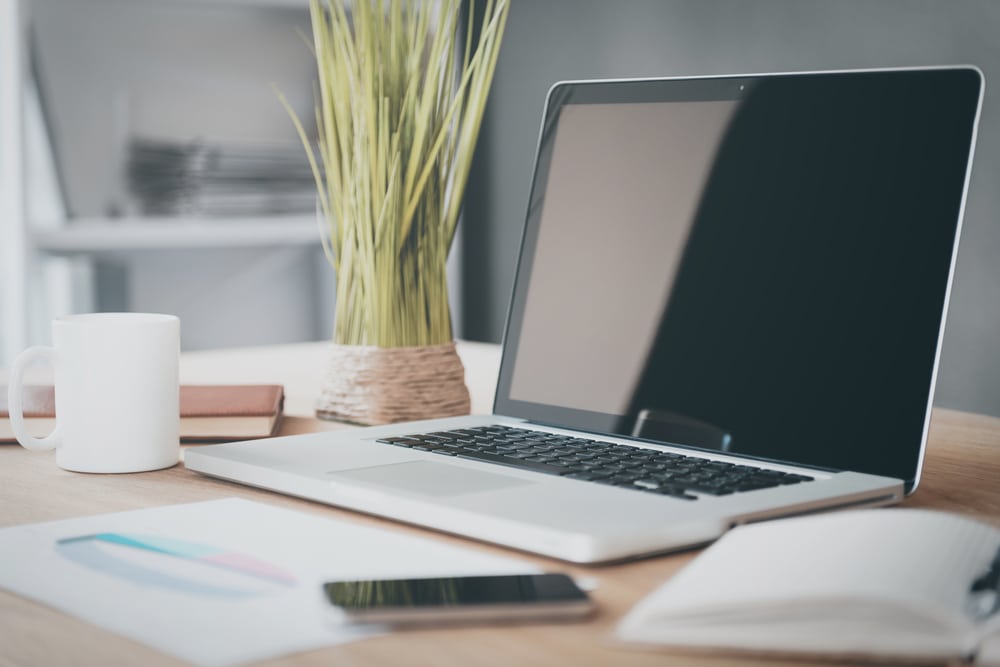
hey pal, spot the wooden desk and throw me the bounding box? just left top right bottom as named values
left=2, top=341, right=1000, bottom=667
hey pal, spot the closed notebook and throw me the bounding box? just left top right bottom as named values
left=616, top=509, right=1000, bottom=666
left=1, top=384, right=284, bottom=441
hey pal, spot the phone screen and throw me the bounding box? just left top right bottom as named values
left=324, top=573, right=588, bottom=609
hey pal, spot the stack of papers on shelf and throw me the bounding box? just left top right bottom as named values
left=126, top=137, right=318, bottom=217
left=616, top=509, right=1000, bottom=665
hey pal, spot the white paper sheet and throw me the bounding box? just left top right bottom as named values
left=0, top=498, right=538, bottom=666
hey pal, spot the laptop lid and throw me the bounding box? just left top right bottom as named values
left=493, top=67, right=983, bottom=492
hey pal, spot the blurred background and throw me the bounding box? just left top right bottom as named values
left=3, top=0, right=1000, bottom=417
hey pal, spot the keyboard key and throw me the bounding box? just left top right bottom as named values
left=609, top=474, right=642, bottom=484
left=745, top=475, right=782, bottom=486
left=456, top=451, right=568, bottom=475
left=656, top=487, right=698, bottom=500
left=377, top=438, right=424, bottom=447
left=734, top=481, right=778, bottom=492
left=684, top=481, right=737, bottom=495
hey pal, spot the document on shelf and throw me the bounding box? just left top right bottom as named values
left=0, top=498, right=538, bottom=667
left=616, top=508, right=1000, bottom=665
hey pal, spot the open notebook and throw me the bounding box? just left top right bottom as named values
left=616, top=509, right=1000, bottom=665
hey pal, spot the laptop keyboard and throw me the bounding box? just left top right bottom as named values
left=376, top=425, right=813, bottom=501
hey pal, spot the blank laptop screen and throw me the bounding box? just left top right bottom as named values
left=494, top=69, right=982, bottom=488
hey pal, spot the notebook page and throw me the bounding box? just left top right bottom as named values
left=620, top=509, right=1000, bottom=636
left=976, top=632, right=1000, bottom=666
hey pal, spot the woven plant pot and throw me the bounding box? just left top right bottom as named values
left=316, top=341, right=471, bottom=425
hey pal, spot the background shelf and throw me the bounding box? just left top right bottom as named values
left=31, top=216, right=322, bottom=254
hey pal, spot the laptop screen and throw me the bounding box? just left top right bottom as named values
left=494, top=68, right=982, bottom=489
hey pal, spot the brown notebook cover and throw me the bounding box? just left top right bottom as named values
left=0, top=384, right=284, bottom=442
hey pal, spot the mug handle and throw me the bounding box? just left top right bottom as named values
left=8, top=346, right=61, bottom=451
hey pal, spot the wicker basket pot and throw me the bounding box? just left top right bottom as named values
left=316, top=341, right=471, bottom=425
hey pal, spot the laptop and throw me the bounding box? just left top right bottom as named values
left=186, top=67, right=984, bottom=563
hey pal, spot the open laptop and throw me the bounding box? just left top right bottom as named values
left=186, top=67, right=984, bottom=563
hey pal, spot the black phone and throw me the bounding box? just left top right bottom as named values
left=323, top=573, right=594, bottom=625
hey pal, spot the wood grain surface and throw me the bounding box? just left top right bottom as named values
left=1, top=342, right=997, bottom=667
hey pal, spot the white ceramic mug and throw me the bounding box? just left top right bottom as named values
left=7, top=313, right=180, bottom=473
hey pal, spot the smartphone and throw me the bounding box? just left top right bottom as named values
left=323, top=573, right=594, bottom=625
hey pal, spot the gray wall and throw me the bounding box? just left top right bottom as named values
left=460, top=0, right=1000, bottom=417
left=93, top=246, right=335, bottom=350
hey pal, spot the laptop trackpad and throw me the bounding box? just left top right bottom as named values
left=328, top=460, right=533, bottom=497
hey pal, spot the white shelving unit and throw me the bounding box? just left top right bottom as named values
left=32, top=216, right=320, bottom=254
left=2, top=0, right=30, bottom=365
left=1, top=0, right=322, bottom=363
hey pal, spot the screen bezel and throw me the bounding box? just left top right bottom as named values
left=491, top=68, right=985, bottom=492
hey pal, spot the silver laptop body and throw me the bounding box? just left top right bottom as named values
left=186, top=67, right=984, bottom=564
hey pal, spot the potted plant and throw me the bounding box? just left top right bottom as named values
left=282, top=0, right=509, bottom=424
